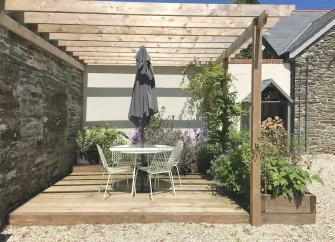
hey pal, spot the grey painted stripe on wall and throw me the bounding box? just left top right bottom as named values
left=84, top=120, right=202, bottom=129
left=86, top=87, right=190, bottom=97
left=87, top=65, right=185, bottom=75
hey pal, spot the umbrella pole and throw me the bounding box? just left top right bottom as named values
left=139, top=120, right=146, bottom=192
left=140, top=121, right=144, bottom=148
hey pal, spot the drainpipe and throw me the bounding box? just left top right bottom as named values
left=296, top=63, right=302, bottom=152
left=305, top=58, right=309, bottom=151
left=288, top=59, right=296, bottom=152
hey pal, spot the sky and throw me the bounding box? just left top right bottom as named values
left=107, top=0, right=335, bottom=10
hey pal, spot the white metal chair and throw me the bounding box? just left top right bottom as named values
left=154, top=141, right=184, bottom=189
left=170, top=141, right=184, bottom=187
left=135, top=141, right=184, bottom=200
left=97, top=145, right=132, bottom=199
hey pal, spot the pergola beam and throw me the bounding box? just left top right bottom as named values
left=79, top=56, right=214, bottom=60
left=217, top=10, right=268, bottom=62
left=72, top=52, right=222, bottom=58
left=0, top=12, right=85, bottom=71
left=4, top=0, right=294, bottom=17
left=58, top=41, right=236, bottom=49
left=66, top=47, right=228, bottom=54
left=38, top=24, right=245, bottom=36
left=49, top=33, right=239, bottom=43
left=23, top=12, right=280, bottom=29
left=84, top=60, right=196, bottom=66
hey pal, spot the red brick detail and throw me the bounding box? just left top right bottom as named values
left=229, top=59, right=284, bottom=64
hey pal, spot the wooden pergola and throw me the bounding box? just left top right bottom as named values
left=0, top=0, right=294, bottom=226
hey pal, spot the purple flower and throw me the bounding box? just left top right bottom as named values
left=211, top=153, right=217, bottom=160
left=192, top=128, right=198, bottom=133
left=185, top=135, right=192, bottom=145
left=131, top=131, right=141, bottom=144
left=201, top=128, right=208, bottom=137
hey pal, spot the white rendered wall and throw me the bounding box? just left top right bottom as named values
left=229, top=63, right=291, bottom=102
left=85, top=66, right=197, bottom=136
left=84, top=63, right=291, bottom=135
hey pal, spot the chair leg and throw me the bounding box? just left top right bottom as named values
left=103, top=174, right=111, bottom=200
left=116, top=174, right=120, bottom=189
left=176, top=166, right=182, bottom=187
left=131, top=167, right=136, bottom=199
left=148, top=174, right=153, bottom=200
left=99, top=172, right=105, bottom=193
left=157, top=174, right=160, bottom=188
left=134, top=169, right=139, bottom=196
left=169, top=172, right=176, bottom=196
left=154, top=175, right=157, bottom=190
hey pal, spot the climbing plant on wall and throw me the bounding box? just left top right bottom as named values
left=182, top=61, right=242, bottom=151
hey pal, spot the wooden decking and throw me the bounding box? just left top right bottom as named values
left=9, top=165, right=249, bottom=225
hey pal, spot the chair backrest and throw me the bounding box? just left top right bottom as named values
left=168, top=140, right=184, bottom=166
left=112, top=138, right=128, bottom=146
left=148, top=151, right=171, bottom=173
left=96, top=144, right=109, bottom=171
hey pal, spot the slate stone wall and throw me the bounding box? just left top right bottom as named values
left=0, top=26, right=83, bottom=225
left=293, top=27, right=335, bottom=152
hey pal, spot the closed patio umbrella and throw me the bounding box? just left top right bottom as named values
left=128, top=46, right=158, bottom=145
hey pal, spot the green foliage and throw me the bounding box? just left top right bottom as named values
left=209, top=142, right=252, bottom=197
left=76, top=125, right=128, bottom=163
left=210, top=126, right=323, bottom=199
left=183, top=61, right=242, bottom=151
left=259, top=120, right=323, bottom=198
left=264, top=154, right=323, bottom=198
left=182, top=61, right=227, bottom=119
left=234, top=45, right=252, bottom=59
left=207, top=94, right=243, bottom=150
left=196, top=143, right=218, bottom=173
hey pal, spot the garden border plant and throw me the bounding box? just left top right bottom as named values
left=76, top=124, right=128, bottom=164
left=183, top=61, right=322, bottom=223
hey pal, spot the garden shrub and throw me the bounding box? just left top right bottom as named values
left=76, top=125, right=128, bottom=164
left=210, top=116, right=323, bottom=199
left=209, top=142, right=251, bottom=198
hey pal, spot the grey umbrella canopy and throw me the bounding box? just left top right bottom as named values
left=128, top=46, right=158, bottom=134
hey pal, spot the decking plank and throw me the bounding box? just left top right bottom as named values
left=9, top=166, right=249, bottom=225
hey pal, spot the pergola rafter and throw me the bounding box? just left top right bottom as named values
left=3, top=0, right=295, bottom=16
left=1, top=0, right=293, bottom=65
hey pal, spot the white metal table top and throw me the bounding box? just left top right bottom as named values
left=109, top=144, right=174, bottom=154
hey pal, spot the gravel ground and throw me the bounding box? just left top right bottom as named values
left=1, top=154, right=335, bottom=242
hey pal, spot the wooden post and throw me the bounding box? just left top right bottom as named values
left=250, top=19, right=263, bottom=226
left=223, top=57, right=229, bottom=73
left=82, top=68, right=88, bottom=127
left=222, top=57, right=229, bottom=91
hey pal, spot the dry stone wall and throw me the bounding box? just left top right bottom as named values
left=0, top=26, right=83, bottom=226
left=293, top=27, right=335, bottom=152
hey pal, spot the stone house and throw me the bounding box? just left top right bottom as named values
left=265, top=10, right=335, bottom=153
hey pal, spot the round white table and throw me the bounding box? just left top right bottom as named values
left=109, top=144, right=174, bottom=154
left=109, top=144, right=174, bottom=197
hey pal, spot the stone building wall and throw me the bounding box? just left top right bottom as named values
left=293, top=27, right=335, bottom=152
left=0, top=26, right=83, bottom=225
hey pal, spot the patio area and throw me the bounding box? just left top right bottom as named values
left=2, top=0, right=324, bottom=229
left=9, top=165, right=248, bottom=225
